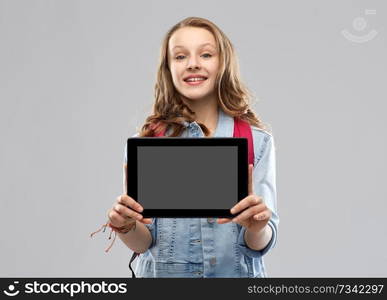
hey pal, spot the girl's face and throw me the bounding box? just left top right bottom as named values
left=168, top=26, right=220, bottom=102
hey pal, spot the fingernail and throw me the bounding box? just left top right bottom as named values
left=230, top=208, right=235, bottom=214
left=138, top=206, right=143, bottom=212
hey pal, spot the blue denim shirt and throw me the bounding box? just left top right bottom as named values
left=125, top=107, right=279, bottom=277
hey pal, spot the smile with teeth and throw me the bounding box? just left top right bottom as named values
left=186, top=77, right=206, bottom=82
left=184, top=77, right=208, bottom=86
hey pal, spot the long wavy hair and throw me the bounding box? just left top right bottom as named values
left=137, top=16, right=270, bottom=137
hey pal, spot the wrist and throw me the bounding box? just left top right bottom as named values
left=244, top=224, right=272, bottom=250
left=110, top=220, right=136, bottom=234
left=246, top=224, right=268, bottom=236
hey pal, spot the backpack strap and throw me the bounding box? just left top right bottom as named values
left=129, top=252, right=139, bottom=278
left=233, top=117, right=255, bottom=166
left=150, top=122, right=167, bottom=137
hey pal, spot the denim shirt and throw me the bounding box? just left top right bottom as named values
left=125, top=107, right=279, bottom=277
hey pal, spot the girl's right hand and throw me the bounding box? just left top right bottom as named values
left=108, top=195, right=152, bottom=228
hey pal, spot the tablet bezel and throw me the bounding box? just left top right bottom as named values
left=126, top=137, right=248, bottom=218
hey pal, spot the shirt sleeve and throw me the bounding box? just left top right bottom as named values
left=237, top=133, right=279, bottom=258
left=124, top=132, right=157, bottom=250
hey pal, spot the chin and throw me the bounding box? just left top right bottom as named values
left=181, top=90, right=212, bottom=101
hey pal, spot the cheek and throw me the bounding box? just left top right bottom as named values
left=170, top=66, right=183, bottom=85
left=171, top=73, right=179, bottom=85
left=208, top=61, right=220, bottom=77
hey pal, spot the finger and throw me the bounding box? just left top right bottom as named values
left=232, top=204, right=265, bottom=223
left=140, top=218, right=153, bottom=224
left=114, top=203, right=143, bottom=221
left=217, top=218, right=232, bottom=224
left=230, top=195, right=262, bottom=215
left=117, top=195, right=143, bottom=213
left=253, top=210, right=271, bottom=221
left=108, top=209, right=127, bottom=226
left=248, top=164, right=254, bottom=195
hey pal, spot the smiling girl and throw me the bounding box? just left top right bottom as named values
left=100, top=16, right=279, bottom=278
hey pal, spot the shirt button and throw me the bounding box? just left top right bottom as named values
left=210, top=257, right=217, bottom=266
left=207, top=218, right=215, bottom=224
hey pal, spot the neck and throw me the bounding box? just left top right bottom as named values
left=182, top=94, right=219, bottom=134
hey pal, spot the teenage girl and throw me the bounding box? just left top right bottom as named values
left=96, top=16, right=278, bottom=278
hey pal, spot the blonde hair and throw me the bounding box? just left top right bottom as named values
left=137, top=16, right=270, bottom=137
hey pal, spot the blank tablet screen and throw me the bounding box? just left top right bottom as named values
left=138, top=146, right=237, bottom=209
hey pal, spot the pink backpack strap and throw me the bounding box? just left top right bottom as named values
left=233, top=118, right=255, bottom=166
left=150, top=122, right=166, bottom=137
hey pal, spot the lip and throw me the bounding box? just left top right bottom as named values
left=183, top=75, right=208, bottom=86
left=184, top=78, right=207, bottom=86
left=183, top=74, right=208, bottom=81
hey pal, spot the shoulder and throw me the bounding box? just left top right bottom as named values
left=250, top=126, right=275, bottom=164
left=251, top=125, right=273, bottom=144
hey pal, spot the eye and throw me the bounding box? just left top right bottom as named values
left=202, top=53, right=212, bottom=58
left=175, top=53, right=212, bottom=60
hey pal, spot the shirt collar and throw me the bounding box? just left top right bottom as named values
left=213, top=106, right=234, bottom=137
left=181, top=106, right=234, bottom=137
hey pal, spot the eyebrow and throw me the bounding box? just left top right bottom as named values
left=172, top=42, right=216, bottom=51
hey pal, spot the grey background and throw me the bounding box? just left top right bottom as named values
left=138, top=146, right=237, bottom=209
left=0, top=0, right=386, bottom=277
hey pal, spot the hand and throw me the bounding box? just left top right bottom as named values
left=108, top=194, right=152, bottom=228
left=217, top=164, right=272, bottom=233
left=108, top=163, right=152, bottom=229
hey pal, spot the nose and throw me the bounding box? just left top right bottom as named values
left=187, top=56, right=201, bottom=70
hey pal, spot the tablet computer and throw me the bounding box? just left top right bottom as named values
left=126, top=137, right=248, bottom=218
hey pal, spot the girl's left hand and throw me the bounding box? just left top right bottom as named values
left=217, top=164, right=271, bottom=233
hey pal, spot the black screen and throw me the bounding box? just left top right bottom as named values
left=137, top=146, right=238, bottom=209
